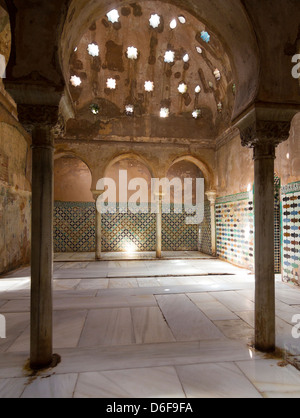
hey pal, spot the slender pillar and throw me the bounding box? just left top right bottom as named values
left=92, top=190, right=105, bottom=260
left=253, top=143, right=276, bottom=352
left=237, top=111, right=295, bottom=353
left=206, top=191, right=217, bottom=256
left=30, top=125, right=54, bottom=369
left=155, top=192, right=163, bottom=259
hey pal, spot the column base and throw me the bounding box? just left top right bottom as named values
left=29, top=353, right=61, bottom=372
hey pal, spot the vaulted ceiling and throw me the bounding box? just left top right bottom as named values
left=2, top=0, right=300, bottom=142
left=66, top=1, right=234, bottom=141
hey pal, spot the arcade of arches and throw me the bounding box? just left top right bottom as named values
left=0, top=0, right=300, bottom=396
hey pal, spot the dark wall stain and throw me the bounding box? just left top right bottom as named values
left=89, top=22, right=96, bottom=31
left=105, top=40, right=124, bottom=72
left=130, top=3, right=143, bottom=17
left=121, top=7, right=131, bottom=16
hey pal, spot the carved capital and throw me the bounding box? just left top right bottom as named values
left=240, top=120, right=291, bottom=149
left=234, top=104, right=299, bottom=156
left=91, top=189, right=105, bottom=202
left=51, top=113, right=66, bottom=138
left=205, top=190, right=217, bottom=205
left=18, top=104, right=60, bottom=133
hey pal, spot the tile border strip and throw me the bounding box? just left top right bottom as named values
left=216, top=191, right=251, bottom=205
left=281, top=181, right=300, bottom=195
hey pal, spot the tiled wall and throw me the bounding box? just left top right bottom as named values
left=102, top=207, right=156, bottom=252
left=282, top=181, right=300, bottom=286
left=199, top=201, right=212, bottom=255
left=54, top=202, right=205, bottom=253
left=54, top=201, right=95, bottom=252
left=216, top=192, right=254, bottom=270
left=216, top=179, right=282, bottom=273
left=162, top=205, right=199, bottom=251
left=274, top=175, right=281, bottom=274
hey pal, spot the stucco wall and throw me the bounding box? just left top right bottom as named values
left=276, top=113, right=300, bottom=186
left=0, top=122, right=31, bottom=274
left=216, top=134, right=254, bottom=197
left=54, top=156, right=93, bottom=202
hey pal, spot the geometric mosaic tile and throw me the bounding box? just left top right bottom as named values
left=216, top=197, right=254, bottom=270
left=54, top=202, right=209, bottom=253
left=281, top=183, right=300, bottom=286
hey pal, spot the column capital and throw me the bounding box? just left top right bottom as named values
left=205, top=190, right=217, bottom=204
left=18, top=104, right=60, bottom=133
left=234, top=104, right=298, bottom=150
left=3, top=80, right=64, bottom=133
left=91, top=189, right=105, bottom=202
left=239, top=119, right=291, bottom=149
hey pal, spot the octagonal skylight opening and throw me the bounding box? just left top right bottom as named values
left=127, top=46, right=138, bottom=60
left=164, top=50, right=175, bottom=63
left=178, top=83, right=188, bottom=94
left=178, top=16, right=186, bottom=24
left=107, top=78, right=116, bottom=89
left=149, top=14, right=160, bottom=28
left=107, top=9, right=120, bottom=23
left=214, top=68, right=221, bottom=81
left=201, top=31, right=211, bottom=43
left=170, top=19, right=177, bottom=29
left=87, top=43, right=99, bottom=57
left=192, top=109, right=201, bottom=119
left=145, top=81, right=154, bottom=92
left=195, top=85, right=201, bottom=94
left=70, top=75, right=82, bottom=87
left=183, top=54, right=189, bottom=63
left=196, top=46, right=203, bottom=54
left=90, top=104, right=99, bottom=115
left=125, top=105, right=134, bottom=115
left=160, top=108, right=170, bottom=118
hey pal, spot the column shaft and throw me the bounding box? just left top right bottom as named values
left=30, top=126, right=54, bottom=369
left=206, top=191, right=217, bottom=257
left=254, top=144, right=276, bottom=352
left=95, top=207, right=102, bottom=260
left=210, top=203, right=216, bottom=256
left=156, top=197, right=162, bottom=259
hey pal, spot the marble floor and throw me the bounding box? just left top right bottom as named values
left=53, top=251, right=214, bottom=262
left=0, top=256, right=300, bottom=398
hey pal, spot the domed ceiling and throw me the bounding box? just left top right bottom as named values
left=66, top=1, right=235, bottom=141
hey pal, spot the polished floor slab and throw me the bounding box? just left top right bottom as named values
left=175, top=362, right=262, bottom=398
left=74, top=366, right=185, bottom=398
left=0, top=256, right=300, bottom=398
left=54, top=251, right=215, bottom=262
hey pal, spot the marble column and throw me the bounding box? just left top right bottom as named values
left=253, top=143, right=276, bottom=352
left=155, top=192, right=164, bottom=259
left=237, top=111, right=293, bottom=352
left=206, top=191, right=217, bottom=256
left=92, top=190, right=105, bottom=260
left=30, top=125, right=54, bottom=369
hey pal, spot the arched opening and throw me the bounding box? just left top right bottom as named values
left=0, top=3, right=11, bottom=84
left=165, top=159, right=210, bottom=253
left=53, top=154, right=94, bottom=253
left=101, top=155, right=154, bottom=253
